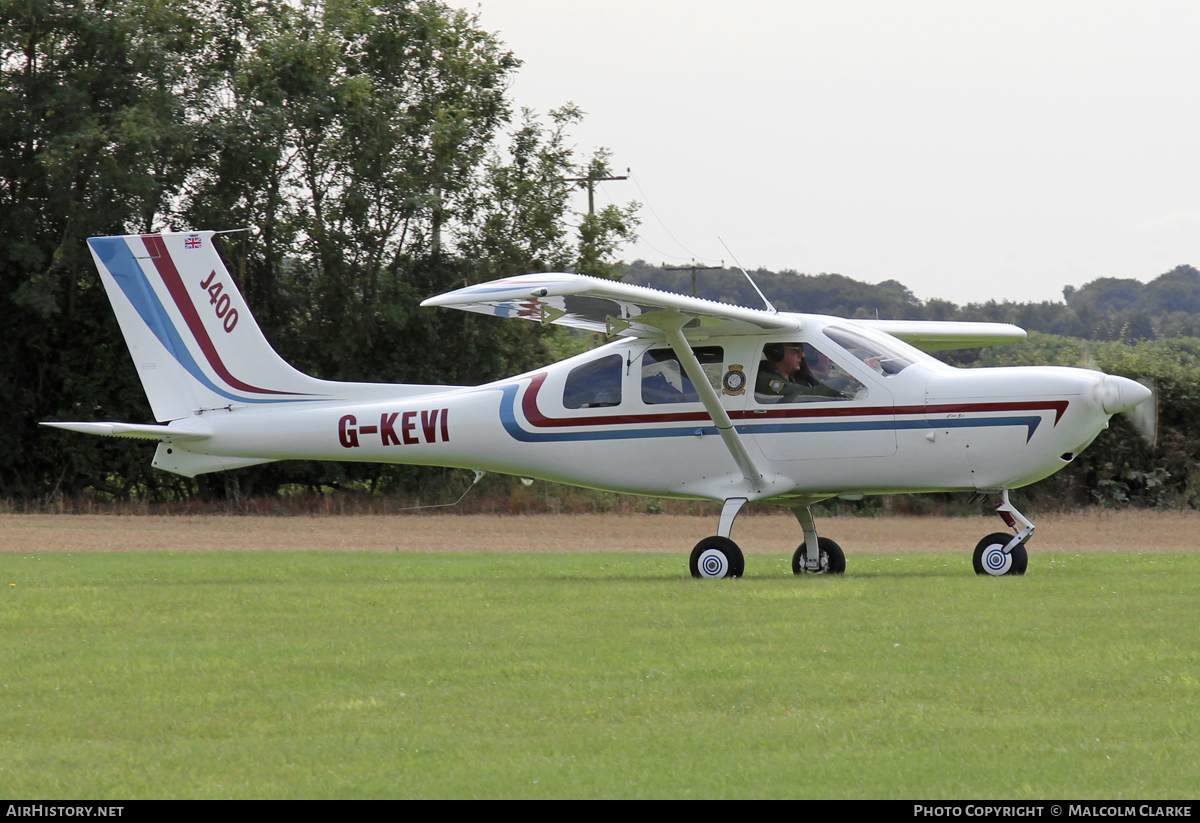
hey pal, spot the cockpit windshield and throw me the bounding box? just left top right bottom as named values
left=823, top=325, right=932, bottom=376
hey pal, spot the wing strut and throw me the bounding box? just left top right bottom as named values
left=661, top=321, right=766, bottom=492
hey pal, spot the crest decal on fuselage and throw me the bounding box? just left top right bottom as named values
left=722, top=364, right=747, bottom=396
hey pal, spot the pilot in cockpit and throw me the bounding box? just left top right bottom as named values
left=756, top=343, right=848, bottom=402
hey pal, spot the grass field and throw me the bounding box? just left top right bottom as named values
left=2, top=512, right=1198, bottom=798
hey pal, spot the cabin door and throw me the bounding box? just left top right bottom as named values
left=740, top=338, right=898, bottom=461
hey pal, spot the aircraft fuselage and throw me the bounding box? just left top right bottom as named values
left=153, top=319, right=1129, bottom=505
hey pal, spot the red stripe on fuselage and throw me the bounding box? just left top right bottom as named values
left=141, top=235, right=301, bottom=396
left=519, top=372, right=1069, bottom=428
left=521, top=373, right=711, bottom=427
left=917, top=400, right=1069, bottom=425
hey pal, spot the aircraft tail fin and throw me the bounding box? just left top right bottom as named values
left=47, top=230, right=464, bottom=476
left=87, top=231, right=346, bottom=421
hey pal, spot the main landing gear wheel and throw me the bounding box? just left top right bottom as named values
left=793, top=537, right=846, bottom=575
left=690, top=536, right=745, bottom=579
left=972, top=532, right=1028, bottom=576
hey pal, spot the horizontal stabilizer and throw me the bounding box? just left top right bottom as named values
left=856, top=320, right=1027, bottom=352
left=421, top=272, right=798, bottom=338
left=40, top=422, right=211, bottom=441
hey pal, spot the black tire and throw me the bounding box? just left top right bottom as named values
left=792, top=536, right=846, bottom=575
left=689, top=536, right=745, bottom=579
left=972, top=532, right=1029, bottom=576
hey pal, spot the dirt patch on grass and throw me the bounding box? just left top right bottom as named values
left=1, top=510, right=1197, bottom=554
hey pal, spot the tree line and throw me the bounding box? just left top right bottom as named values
left=4, top=0, right=1196, bottom=510
left=623, top=261, right=1200, bottom=345
left=1, top=0, right=635, bottom=503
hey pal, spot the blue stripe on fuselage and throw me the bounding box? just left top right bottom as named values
left=738, top=415, right=1041, bottom=441
left=497, top=382, right=1044, bottom=443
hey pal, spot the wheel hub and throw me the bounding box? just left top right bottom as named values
left=696, top=548, right=730, bottom=578
left=981, top=543, right=1012, bottom=576
left=802, top=551, right=828, bottom=574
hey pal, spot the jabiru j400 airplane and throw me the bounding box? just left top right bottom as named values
left=43, top=231, right=1153, bottom=578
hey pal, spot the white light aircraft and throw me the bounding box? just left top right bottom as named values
left=44, top=231, right=1153, bottom=578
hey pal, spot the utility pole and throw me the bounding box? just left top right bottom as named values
left=565, top=167, right=630, bottom=214
left=663, top=261, right=725, bottom=297
left=431, top=186, right=442, bottom=255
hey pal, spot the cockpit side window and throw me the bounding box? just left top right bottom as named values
left=641, top=346, right=723, bottom=404
left=823, top=326, right=920, bottom=376
left=754, top=341, right=866, bottom=404
left=563, top=354, right=623, bottom=409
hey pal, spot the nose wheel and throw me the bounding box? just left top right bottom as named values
left=972, top=532, right=1028, bottom=576
left=973, top=490, right=1033, bottom=576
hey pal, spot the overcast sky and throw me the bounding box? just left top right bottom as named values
left=447, top=0, right=1199, bottom=306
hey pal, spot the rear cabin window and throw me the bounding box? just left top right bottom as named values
left=641, top=347, right=723, bottom=404
left=563, top=354, right=623, bottom=409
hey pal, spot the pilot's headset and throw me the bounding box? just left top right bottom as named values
left=764, top=343, right=785, bottom=362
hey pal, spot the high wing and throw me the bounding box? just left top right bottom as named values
left=422, top=273, right=1028, bottom=494
left=420, top=273, right=798, bottom=338
left=422, top=273, right=1026, bottom=351
left=856, top=319, right=1027, bottom=352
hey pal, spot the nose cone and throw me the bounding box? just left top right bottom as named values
left=1096, top=375, right=1152, bottom=415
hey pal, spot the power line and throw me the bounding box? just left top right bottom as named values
left=629, top=173, right=716, bottom=264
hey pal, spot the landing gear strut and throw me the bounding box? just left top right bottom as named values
left=689, top=498, right=847, bottom=578
left=973, top=490, right=1032, bottom=576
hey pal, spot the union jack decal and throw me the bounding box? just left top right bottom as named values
left=184, top=235, right=202, bottom=249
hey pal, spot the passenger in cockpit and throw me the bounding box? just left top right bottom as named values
left=806, top=348, right=863, bottom=397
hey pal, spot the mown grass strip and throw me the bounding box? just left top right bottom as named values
left=2, top=552, right=1198, bottom=798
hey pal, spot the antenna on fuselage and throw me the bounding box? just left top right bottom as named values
left=718, top=236, right=776, bottom=313
left=392, top=469, right=486, bottom=512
